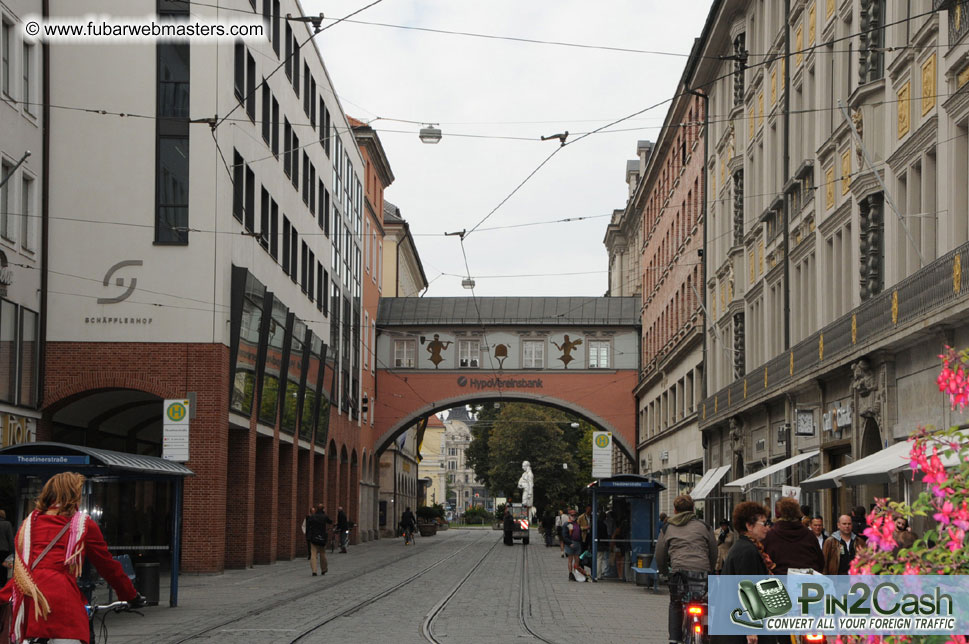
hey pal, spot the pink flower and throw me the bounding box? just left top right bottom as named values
left=934, top=500, right=955, bottom=525
left=953, top=502, right=969, bottom=531
left=946, top=527, right=965, bottom=552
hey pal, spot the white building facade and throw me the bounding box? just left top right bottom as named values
left=40, top=0, right=367, bottom=572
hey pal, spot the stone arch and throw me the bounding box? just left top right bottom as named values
left=374, top=392, right=634, bottom=460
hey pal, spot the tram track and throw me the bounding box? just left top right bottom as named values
left=420, top=534, right=558, bottom=644
left=287, top=530, right=493, bottom=643
left=165, top=530, right=479, bottom=644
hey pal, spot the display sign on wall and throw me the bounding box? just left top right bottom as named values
left=163, top=399, right=190, bottom=462
left=592, top=431, right=613, bottom=479
left=0, top=414, right=36, bottom=448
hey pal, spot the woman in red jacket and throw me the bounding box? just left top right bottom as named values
left=1, top=472, right=145, bottom=644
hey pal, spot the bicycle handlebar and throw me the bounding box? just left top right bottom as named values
left=87, top=600, right=130, bottom=614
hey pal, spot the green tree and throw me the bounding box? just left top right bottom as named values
left=465, top=403, right=497, bottom=489
left=484, top=403, right=593, bottom=512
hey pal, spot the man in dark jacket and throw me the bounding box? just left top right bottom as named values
left=763, top=497, right=824, bottom=574
left=305, top=505, right=332, bottom=576
left=336, top=506, right=350, bottom=553
left=654, top=495, right=717, bottom=644
left=502, top=507, right=514, bottom=546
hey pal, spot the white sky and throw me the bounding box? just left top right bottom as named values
left=307, top=0, right=711, bottom=297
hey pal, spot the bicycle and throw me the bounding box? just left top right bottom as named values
left=25, top=600, right=143, bottom=644
left=401, top=523, right=415, bottom=545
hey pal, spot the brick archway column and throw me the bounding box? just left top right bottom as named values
left=349, top=456, right=360, bottom=545
left=276, top=440, right=295, bottom=560
left=326, top=450, right=338, bottom=517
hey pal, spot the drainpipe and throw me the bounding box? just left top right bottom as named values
left=783, top=0, right=793, bottom=464
left=39, top=0, right=50, bottom=411
left=783, top=0, right=792, bottom=353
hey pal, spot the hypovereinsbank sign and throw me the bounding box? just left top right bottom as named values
left=710, top=575, right=966, bottom=635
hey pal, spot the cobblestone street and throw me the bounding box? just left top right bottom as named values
left=96, top=529, right=669, bottom=643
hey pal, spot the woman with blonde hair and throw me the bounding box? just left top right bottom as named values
left=0, top=472, right=144, bottom=643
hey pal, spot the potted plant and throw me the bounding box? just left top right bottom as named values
left=416, top=506, right=439, bottom=536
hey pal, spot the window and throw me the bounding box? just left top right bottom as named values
left=21, top=175, right=33, bottom=251
left=319, top=181, right=329, bottom=235
left=232, top=150, right=244, bottom=223
left=322, top=269, right=329, bottom=316
left=244, top=166, right=255, bottom=232
left=316, top=262, right=323, bottom=310
left=271, top=0, right=280, bottom=56
left=2, top=20, right=12, bottom=96
left=588, top=340, right=610, bottom=369
left=246, top=52, right=256, bottom=121
left=259, top=187, right=270, bottom=249
left=289, top=30, right=300, bottom=96
left=271, top=96, right=279, bottom=157
left=300, top=241, right=308, bottom=292
left=0, top=162, right=11, bottom=241
left=284, top=23, right=292, bottom=78
left=291, top=131, right=300, bottom=190
left=321, top=101, right=331, bottom=156
left=282, top=216, right=291, bottom=275
left=22, top=43, right=33, bottom=113
left=310, top=79, right=317, bottom=128
left=458, top=340, right=480, bottom=368
left=290, top=226, right=298, bottom=282
left=448, top=461, right=456, bottom=470
left=302, top=62, right=310, bottom=116
left=301, top=152, right=309, bottom=204
left=283, top=119, right=292, bottom=177
left=156, top=137, right=189, bottom=243
left=270, top=199, right=278, bottom=259
left=394, top=339, right=415, bottom=368
left=261, top=83, right=270, bottom=144
left=233, top=42, right=245, bottom=102
left=522, top=340, right=544, bottom=368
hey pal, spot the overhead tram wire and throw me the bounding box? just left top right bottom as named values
left=211, top=0, right=386, bottom=132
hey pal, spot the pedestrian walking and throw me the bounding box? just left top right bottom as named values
left=503, top=507, right=514, bottom=546
left=561, top=509, right=584, bottom=581
left=555, top=509, right=567, bottom=557
left=306, top=504, right=332, bottom=576
left=541, top=511, right=555, bottom=547
left=823, top=513, right=865, bottom=575
left=851, top=505, right=869, bottom=537
left=301, top=506, right=314, bottom=560
left=336, top=506, right=350, bottom=553
left=763, top=497, right=823, bottom=574
left=809, top=515, right=828, bottom=549
left=0, top=509, right=13, bottom=586
left=715, top=519, right=734, bottom=573
left=716, top=501, right=777, bottom=644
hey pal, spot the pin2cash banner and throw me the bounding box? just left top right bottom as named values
left=709, top=575, right=968, bottom=636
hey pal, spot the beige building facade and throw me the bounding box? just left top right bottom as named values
left=692, top=0, right=969, bottom=526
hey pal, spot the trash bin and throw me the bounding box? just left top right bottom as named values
left=134, top=562, right=160, bottom=606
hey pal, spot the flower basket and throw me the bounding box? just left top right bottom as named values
left=418, top=522, right=437, bottom=537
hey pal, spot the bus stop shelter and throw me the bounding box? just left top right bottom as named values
left=586, top=474, right=665, bottom=583
left=0, top=442, right=193, bottom=606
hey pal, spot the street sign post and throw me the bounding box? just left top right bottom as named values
left=163, top=399, right=191, bottom=462
left=592, top=431, right=613, bottom=479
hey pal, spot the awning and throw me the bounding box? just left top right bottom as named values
left=723, top=450, right=819, bottom=491
left=0, top=442, right=194, bottom=477
left=801, top=438, right=962, bottom=491
left=690, top=465, right=732, bottom=500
